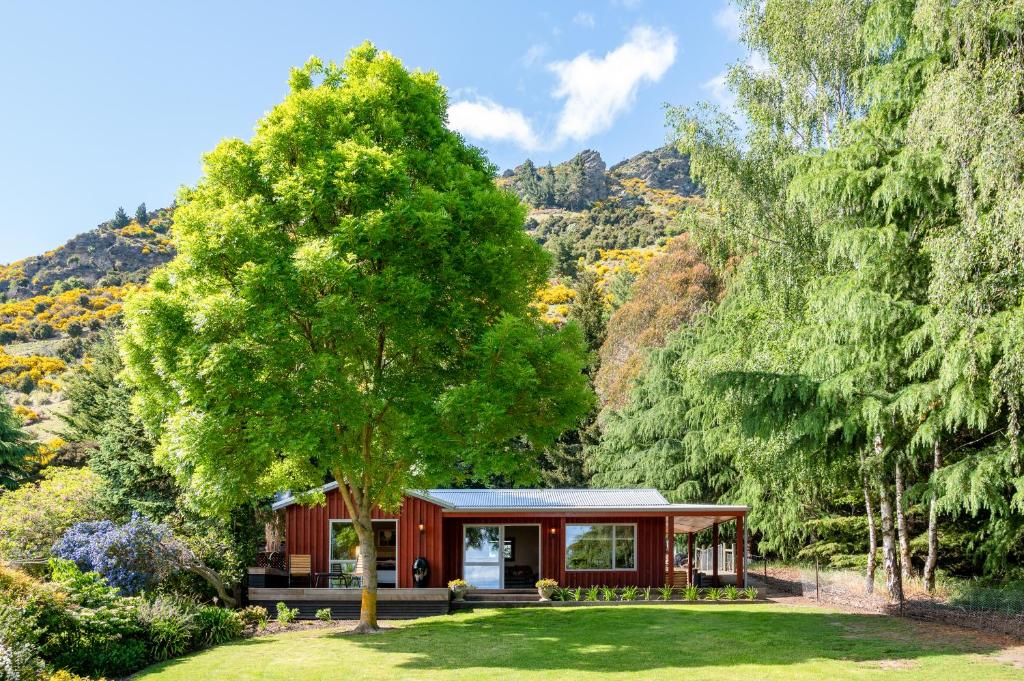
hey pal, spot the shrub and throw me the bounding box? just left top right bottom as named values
left=193, top=606, right=243, bottom=646
left=276, top=602, right=298, bottom=624
left=0, top=467, right=105, bottom=562
left=0, top=603, right=46, bottom=681
left=743, top=586, right=758, bottom=600
left=600, top=586, right=616, bottom=602
left=47, top=561, right=148, bottom=677
left=52, top=513, right=177, bottom=595
left=572, top=587, right=583, bottom=602
left=147, top=614, right=193, bottom=662
left=683, top=585, right=699, bottom=601
left=705, top=588, right=722, bottom=601
left=723, top=585, right=739, bottom=601
left=584, top=586, right=599, bottom=602
left=238, top=605, right=268, bottom=630
left=658, top=585, right=674, bottom=601
left=45, top=671, right=98, bottom=681
left=32, top=323, right=54, bottom=340
left=620, top=585, right=639, bottom=601
left=315, top=608, right=332, bottom=622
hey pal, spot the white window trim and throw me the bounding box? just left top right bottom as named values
left=328, top=518, right=398, bottom=575
left=564, top=522, right=638, bottom=572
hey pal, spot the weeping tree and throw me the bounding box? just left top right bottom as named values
left=122, top=45, right=592, bottom=632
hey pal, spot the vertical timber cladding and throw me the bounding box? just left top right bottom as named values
left=283, top=490, right=445, bottom=587
left=557, top=516, right=666, bottom=588
left=441, top=515, right=666, bottom=588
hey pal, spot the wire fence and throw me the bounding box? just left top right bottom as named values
left=746, top=557, right=1024, bottom=640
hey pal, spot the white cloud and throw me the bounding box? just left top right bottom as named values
left=548, top=25, right=677, bottom=143
left=449, top=26, right=676, bottom=150
left=713, top=3, right=742, bottom=41
left=748, top=51, right=771, bottom=74
left=448, top=98, right=541, bottom=150
left=703, top=71, right=735, bottom=111
left=573, top=11, right=596, bottom=29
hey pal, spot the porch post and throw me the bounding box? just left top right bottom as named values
left=686, top=532, right=694, bottom=585
left=666, top=517, right=675, bottom=586
left=712, top=522, right=719, bottom=586
left=735, top=514, right=745, bottom=588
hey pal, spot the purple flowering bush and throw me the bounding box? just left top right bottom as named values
left=52, top=513, right=177, bottom=595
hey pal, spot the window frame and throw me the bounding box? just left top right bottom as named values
left=564, top=522, right=638, bottom=572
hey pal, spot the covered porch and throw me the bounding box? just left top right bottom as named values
left=665, top=510, right=746, bottom=588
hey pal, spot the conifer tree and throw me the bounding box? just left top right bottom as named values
left=135, top=203, right=149, bottom=225
left=111, top=206, right=130, bottom=228
left=0, top=400, right=33, bottom=489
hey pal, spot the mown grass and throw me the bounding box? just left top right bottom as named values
left=134, top=603, right=1022, bottom=681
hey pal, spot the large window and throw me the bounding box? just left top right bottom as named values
left=565, top=524, right=636, bottom=571
left=329, top=521, right=359, bottom=572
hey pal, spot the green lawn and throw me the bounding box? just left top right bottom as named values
left=134, top=604, right=1021, bottom=681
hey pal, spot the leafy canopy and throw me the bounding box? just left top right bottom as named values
left=122, top=44, right=592, bottom=515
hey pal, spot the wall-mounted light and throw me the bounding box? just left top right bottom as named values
left=549, top=527, right=557, bottom=535
left=418, top=523, right=425, bottom=533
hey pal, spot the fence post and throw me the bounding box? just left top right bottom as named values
left=763, top=557, right=768, bottom=598
left=815, top=557, right=820, bottom=602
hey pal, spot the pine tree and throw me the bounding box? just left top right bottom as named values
left=135, top=203, right=149, bottom=225
left=112, top=206, right=130, bottom=228
left=0, top=400, right=34, bottom=489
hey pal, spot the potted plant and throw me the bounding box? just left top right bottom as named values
left=536, top=578, right=559, bottom=601
left=448, top=579, right=472, bottom=602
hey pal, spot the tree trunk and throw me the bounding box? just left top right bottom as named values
left=894, top=459, right=913, bottom=583
left=924, top=441, right=941, bottom=592
left=353, top=515, right=379, bottom=633
left=334, top=473, right=382, bottom=634
left=862, top=471, right=877, bottom=595
left=186, top=563, right=238, bottom=608
left=878, top=481, right=904, bottom=603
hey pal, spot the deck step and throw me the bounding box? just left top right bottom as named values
left=464, top=594, right=539, bottom=602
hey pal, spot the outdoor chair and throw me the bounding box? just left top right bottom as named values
left=289, top=554, right=312, bottom=587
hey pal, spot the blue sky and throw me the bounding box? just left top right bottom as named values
left=0, top=1, right=745, bottom=262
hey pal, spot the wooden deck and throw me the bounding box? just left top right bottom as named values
left=247, top=587, right=450, bottom=619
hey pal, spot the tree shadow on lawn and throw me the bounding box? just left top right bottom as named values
left=339, top=606, right=1001, bottom=675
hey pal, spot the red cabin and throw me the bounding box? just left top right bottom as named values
left=249, top=485, right=748, bottom=618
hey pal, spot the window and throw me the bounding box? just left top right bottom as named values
left=329, top=521, right=359, bottom=572
left=565, top=524, right=636, bottom=571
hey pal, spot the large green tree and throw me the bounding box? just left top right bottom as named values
left=122, top=45, right=591, bottom=631
left=0, top=399, right=34, bottom=489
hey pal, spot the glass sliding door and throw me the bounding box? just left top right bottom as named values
left=463, top=525, right=502, bottom=589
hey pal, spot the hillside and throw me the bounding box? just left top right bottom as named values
left=0, top=207, right=174, bottom=448
left=1, top=145, right=699, bottom=444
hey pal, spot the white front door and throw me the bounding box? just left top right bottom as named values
left=463, top=525, right=502, bottom=588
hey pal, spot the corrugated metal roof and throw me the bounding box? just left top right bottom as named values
left=416, top=488, right=670, bottom=509
left=271, top=484, right=748, bottom=513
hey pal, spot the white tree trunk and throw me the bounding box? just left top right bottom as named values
left=878, top=481, right=904, bottom=603
left=924, top=441, right=941, bottom=592
left=895, top=460, right=913, bottom=582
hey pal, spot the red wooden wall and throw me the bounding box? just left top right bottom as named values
left=441, top=515, right=667, bottom=588
left=284, top=490, right=445, bottom=588
left=285, top=492, right=670, bottom=589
